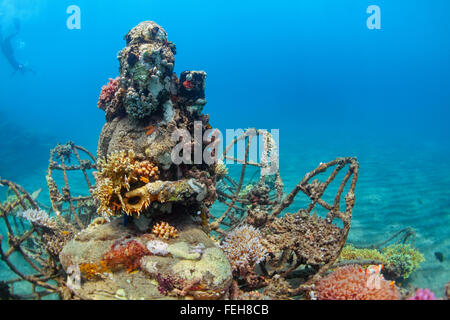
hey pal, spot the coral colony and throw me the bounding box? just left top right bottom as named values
left=0, top=20, right=448, bottom=301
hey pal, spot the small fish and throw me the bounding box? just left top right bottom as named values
left=183, top=80, right=194, bottom=90
left=435, top=251, right=444, bottom=262
left=145, top=125, right=158, bottom=136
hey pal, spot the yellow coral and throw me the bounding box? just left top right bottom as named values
left=339, top=245, right=387, bottom=264
left=152, top=221, right=178, bottom=239
left=92, top=150, right=159, bottom=217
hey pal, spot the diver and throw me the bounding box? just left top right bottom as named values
left=0, top=18, right=35, bottom=76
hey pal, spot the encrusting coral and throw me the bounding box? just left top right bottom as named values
left=102, top=239, right=151, bottom=273
left=263, top=210, right=342, bottom=266
left=79, top=261, right=111, bottom=280
left=98, top=77, right=120, bottom=110
left=313, top=265, right=400, bottom=300
left=152, top=221, right=179, bottom=239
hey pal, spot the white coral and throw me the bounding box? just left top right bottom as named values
left=146, top=240, right=169, bottom=256
left=16, top=209, right=56, bottom=229
left=220, top=224, right=268, bottom=272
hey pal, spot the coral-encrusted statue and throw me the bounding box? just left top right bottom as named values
left=94, top=21, right=217, bottom=220
left=59, top=21, right=232, bottom=301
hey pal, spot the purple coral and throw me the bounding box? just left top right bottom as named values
left=407, top=288, right=437, bottom=300
left=155, top=273, right=175, bottom=296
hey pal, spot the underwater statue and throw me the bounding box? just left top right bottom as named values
left=57, top=21, right=232, bottom=300
left=0, top=18, right=35, bottom=76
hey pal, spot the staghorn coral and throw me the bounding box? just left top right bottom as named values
left=152, top=221, right=178, bottom=239
left=92, top=150, right=159, bottom=217
left=103, top=239, right=151, bottom=273
left=314, top=265, right=400, bottom=300
left=382, top=244, right=425, bottom=279
left=220, top=224, right=268, bottom=275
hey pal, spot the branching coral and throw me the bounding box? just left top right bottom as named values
left=16, top=209, right=57, bottom=230
left=102, top=240, right=150, bottom=273
left=214, top=159, right=228, bottom=181
left=314, top=265, right=400, bottom=300
left=220, top=224, right=268, bottom=275
left=152, top=221, right=178, bottom=239
left=382, top=244, right=425, bottom=279
left=92, top=150, right=159, bottom=217
left=16, top=208, right=74, bottom=257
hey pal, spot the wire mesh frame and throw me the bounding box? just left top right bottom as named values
left=209, top=129, right=283, bottom=235
left=0, top=142, right=98, bottom=299
left=46, top=142, right=97, bottom=229
left=269, top=157, right=360, bottom=295
left=0, top=179, right=62, bottom=299
left=207, top=128, right=360, bottom=295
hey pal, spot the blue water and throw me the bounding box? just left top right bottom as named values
left=0, top=0, right=449, bottom=297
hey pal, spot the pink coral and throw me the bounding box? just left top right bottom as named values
left=314, top=265, right=401, bottom=300
left=98, top=77, right=120, bottom=109
left=407, top=288, right=437, bottom=300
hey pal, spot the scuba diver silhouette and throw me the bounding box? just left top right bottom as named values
left=0, top=18, right=35, bottom=76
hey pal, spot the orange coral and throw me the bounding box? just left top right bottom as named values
left=314, top=265, right=400, bottom=300
left=93, top=150, right=160, bottom=217
left=152, top=222, right=179, bottom=239
left=102, top=240, right=150, bottom=273
left=133, top=160, right=159, bottom=181
left=79, top=261, right=111, bottom=280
